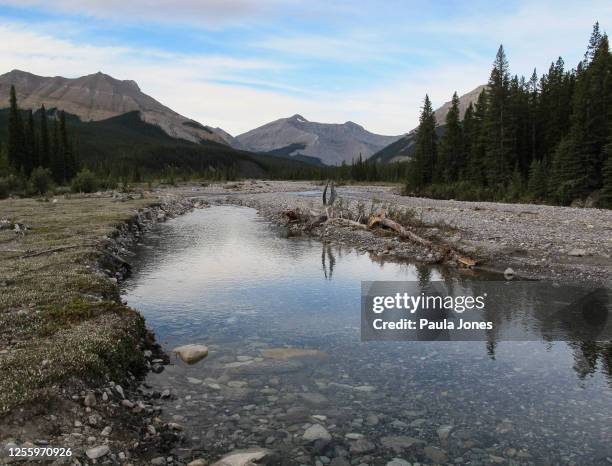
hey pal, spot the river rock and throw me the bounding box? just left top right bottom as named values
left=86, top=445, right=110, bottom=459
left=437, top=425, right=453, bottom=443
left=503, top=267, right=515, bottom=279
left=303, top=424, right=332, bottom=442
left=424, top=445, right=448, bottom=463
left=261, top=347, right=327, bottom=360
left=386, top=460, right=411, bottom=466
left=299, top=392, right=328, bottom=406
left=568, top=248, right=588, bottom=257
left=211, top=448, right=272, bottom=466
left=349, top=438, right=375, bottom=454
left=188, top=460, right=208, bottom=466
left=380, top=436, right=425, bottom=453
left=173, top=344, right=209, bottom=364
left=83, top=392, right=96, bottom=407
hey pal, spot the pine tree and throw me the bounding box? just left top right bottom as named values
left=601, top=144, right=612, bottom=208
left=407, top=94, right=437, bottom=190
left=484, top=45, right=512, bottom=187
left=437, top=92, right=463, bottom=182
left=527, top=69, right=540, bottom=163
left=51, top=116, right=63, bottom=183
left=584, top=21, right=602, bottom=65
left=562, top=25, right=612, bottom=200
left=24, top=110, right=37, bottom=175
left=60, top=111, right=69, bottom=182
left=39, top=105, right=50, bottom=169
left=549, top=136, right=581, bottom=204
left=7, top=85, right=24, bottom=172
left=465, top=90, right=488, bottom=186
left=527, top=159, right=548, bottom=201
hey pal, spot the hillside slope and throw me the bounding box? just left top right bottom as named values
left=0, top=69, right=231, bottom=145
left=0, top=109, right=311, bottom=178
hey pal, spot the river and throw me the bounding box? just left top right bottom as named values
left=123, top=205, right=612, bottom=465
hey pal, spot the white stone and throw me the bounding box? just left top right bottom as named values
left=303, top=424, right=332, bottom=442
left=211, top=448, right=271, bottom=466
left=86, top=445, right=110, bottom=459
left=172, top=344, right=209, bottom=364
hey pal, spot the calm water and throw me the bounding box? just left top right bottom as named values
left=123, top=205, right=612, bottom=465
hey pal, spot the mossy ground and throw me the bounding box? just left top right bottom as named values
left=0, top=193, right=153, bottom=414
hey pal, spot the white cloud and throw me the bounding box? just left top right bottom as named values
left=0, top=0, right=285, bottom=26
left=0, top=20, right=454, bottom=135
left=0, top=0, right=609, bottom=135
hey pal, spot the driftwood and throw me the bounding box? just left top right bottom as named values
left=326, top=218, right=367, bottom=230
left=368, top=215, right=477, bottom=267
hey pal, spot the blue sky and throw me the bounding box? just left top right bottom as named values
left=0, top=0, right=609, bottom=135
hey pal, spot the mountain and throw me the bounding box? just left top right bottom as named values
left=0, top=107, right=313, bottom=179
left=370, top=85, right=486, bottom=164
left=0, top=69, right=230, bottom=145
left=234, top=114, right=402, bottom=166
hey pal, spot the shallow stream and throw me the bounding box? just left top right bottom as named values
left=123, top=205, right=611, bottom=465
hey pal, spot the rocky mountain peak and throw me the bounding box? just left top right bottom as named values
left=0, top=69, right=228, bottom=145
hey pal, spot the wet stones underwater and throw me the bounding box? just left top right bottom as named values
left=124, top=206, right=612, bottom=465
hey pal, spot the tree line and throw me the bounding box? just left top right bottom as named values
left=3, top=85, right=79, bottom=186
left=406, top=22, right=612, bottom=208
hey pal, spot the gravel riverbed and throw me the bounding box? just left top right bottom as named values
left=173, top=180, right=612, bottom=285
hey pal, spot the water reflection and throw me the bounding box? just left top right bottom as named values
left=321, top=244, right=336, bottom=280
left=123, top=206, right=612, bottom=464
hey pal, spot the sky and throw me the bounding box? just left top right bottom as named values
left=0, top=1, right=609, bottom=136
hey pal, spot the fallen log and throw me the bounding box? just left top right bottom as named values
left=368, top=215, right=477, bottom=267
left=326, top=218, right=368, bottom=230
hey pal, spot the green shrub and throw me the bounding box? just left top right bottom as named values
left=29, top=167, right=53, bottom=196
left=71, top=168, right=98, bottom=193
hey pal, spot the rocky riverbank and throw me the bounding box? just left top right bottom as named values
left=0, top=191, right=205, bottom=464
left=172, top=180, right=612, bottom=285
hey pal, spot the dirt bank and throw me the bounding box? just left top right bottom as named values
left=0, top=191, right=203, bottom=464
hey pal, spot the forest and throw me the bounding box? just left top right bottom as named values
left=404, top=23, right=612, bottom=208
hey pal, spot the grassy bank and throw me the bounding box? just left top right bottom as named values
left=0, top=193, right=160, bottom=414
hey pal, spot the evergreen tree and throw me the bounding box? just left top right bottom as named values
left=7, top=85, right=24, bottom=172
left=562, top=26, right=612, bottom=199
left=407, top=94, right=437, bottom=190
left=39, top=105, right=50, bottom=169
left=24, top=110, right=37, bottom=175
left=50, top=116, right=63, bottom=183
left=527, top=159, right=548, bottom=201
left=601, top=145, right=612, bottom=208
left=549, top=136, right=581, bottom=204
left=465, top=90, right=488, bottom=185
left=484, top=45, right=512, bottom=186
left=437, top=92, right=463, bottom=182
left=527, top=69, right=540, bottom=163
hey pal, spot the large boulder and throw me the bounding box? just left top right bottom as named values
left=172, top=344, right=209, bottom=364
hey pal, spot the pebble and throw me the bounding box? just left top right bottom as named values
left=83, top=392, right=97, bottom=407
left=303, top=424, right=332, bottom=442
left=86, top=445, right=110, bottom=459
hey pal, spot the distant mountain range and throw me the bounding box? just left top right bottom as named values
left=0, top=69, right=233, bottom=145
left=233, top=114, right=402, bottom=166
left=370, top=85, right=486, bottom=164
left=0, top=69, right=486, bottom=169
